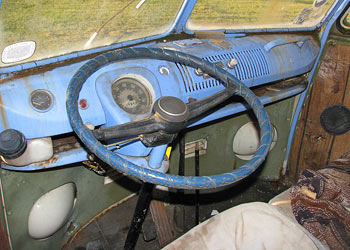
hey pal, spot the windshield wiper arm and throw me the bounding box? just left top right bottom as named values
left=84, top=0, right=138, bottom=48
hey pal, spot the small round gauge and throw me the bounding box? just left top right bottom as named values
left=111, top=77, right=152, bottom=115
left=30, top=89, right=54, bottom=112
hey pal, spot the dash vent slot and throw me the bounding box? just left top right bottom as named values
left=175, top=62, right=223, bottom=93
left=203, top=48, right=270, bottom=81
left=175, top=48, right=270, bottom=93
left=175, top=62, right=193, bottom=93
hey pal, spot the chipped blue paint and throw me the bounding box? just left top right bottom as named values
left=0, top=77, right=304, bottom=172
left=0, top=35, right=317, bottom=140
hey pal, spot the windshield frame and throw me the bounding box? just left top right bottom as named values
left=175, top=0, right=343, bottom=34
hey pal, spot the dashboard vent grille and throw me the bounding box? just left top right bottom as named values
left=203, top=48, right=270, bottom=81
left=175, top=62, right=194, bottom=93
left=177, top=48, right=270, bottom=93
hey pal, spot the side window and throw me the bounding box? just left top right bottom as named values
left=187, top=0, right=336, bottom=31
left=337, top=6, right=350, bottom=34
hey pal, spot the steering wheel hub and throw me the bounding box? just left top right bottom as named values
left=153, top=96, right=189, bottom=123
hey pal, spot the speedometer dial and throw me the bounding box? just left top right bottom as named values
left=111, top=77, right=152, bottom=115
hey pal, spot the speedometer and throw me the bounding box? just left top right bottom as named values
left=111, top=77, right=152, bottom=115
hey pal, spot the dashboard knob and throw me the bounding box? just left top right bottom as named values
left=0, top=129, right=27, bottom=159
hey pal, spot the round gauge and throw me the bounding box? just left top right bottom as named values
left=30, top=89, right=54, bottom=112
left=111, top=77, right=152, bottom=115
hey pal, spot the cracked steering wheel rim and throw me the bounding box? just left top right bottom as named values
left=66, top=47, right=272, bottom=190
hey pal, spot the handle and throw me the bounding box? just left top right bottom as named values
left=264, top=37, right=311, bottom=52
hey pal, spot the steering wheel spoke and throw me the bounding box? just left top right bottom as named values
left=187, top=89, right=235, bottom=120
left=92, top=116, right=162, bottom=141
left=93, top=89, right=235, bottom=144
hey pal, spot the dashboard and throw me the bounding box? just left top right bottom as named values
left=0, top=34, right=319, bottom=170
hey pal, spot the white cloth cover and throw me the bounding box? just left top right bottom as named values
left=163, top=202, right=319, bottom=250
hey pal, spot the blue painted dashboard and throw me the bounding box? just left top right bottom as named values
left=0, top=34, right=319, bottom=170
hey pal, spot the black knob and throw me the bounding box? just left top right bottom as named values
left=0, top=129, right=27, bottom=159
left=153, top=96, right=189, bottom=123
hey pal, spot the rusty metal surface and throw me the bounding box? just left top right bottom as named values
left=0, top=49, right=110, bottom=84
left=253, top=75, right=307, bottom=96
left=0, top=93, right=9, bottom=130
left=28, top=135, right=82, bottom=168
left=52, top=134, right=82, bottom=154
left=0, top=179, right=11, bottom=250
left=0, top=220, right=11, bottom=250
left=64, top=194, right=162, bottom=250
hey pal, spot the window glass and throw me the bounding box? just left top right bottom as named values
left=187, top=0, right=336, bottom=31
left=0, top=0, right=184, bottom=67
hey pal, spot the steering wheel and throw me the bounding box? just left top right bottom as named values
left=66, top=47, right=272, bottom=190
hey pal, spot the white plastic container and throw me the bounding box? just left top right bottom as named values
left=4, top=137, right=53, bottom=166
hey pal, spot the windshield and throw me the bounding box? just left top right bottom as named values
left=0, top=0, right=184, bottom=67
left=188, top=0, right=336, bottom=31
left=0, top=0, right=337, bottom=68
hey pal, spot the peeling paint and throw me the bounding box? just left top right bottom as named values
left=0, top=93, right=9, bottom=129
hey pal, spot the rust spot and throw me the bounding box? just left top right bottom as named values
left=233, top=160, right=237, bottom=170
left=0, top=213, right=11, bottom=250
left=254, top=75, right=307, bottom=97
left=54, top=142, right=81, bottom=154
left=210, top=39, right=231, bottom=50
left=34, top=155, right=58, bottom=166
left=63, top=194, right=136, bottom=249
left=187, top=97, right=197, bottom=103
left=0, top=93, right=9, bottom=129
left=53, top=135, right=82, bottom=154
left=0, top=43, right=139, bottom=84
left=33, top=135, right=82, bottom=166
